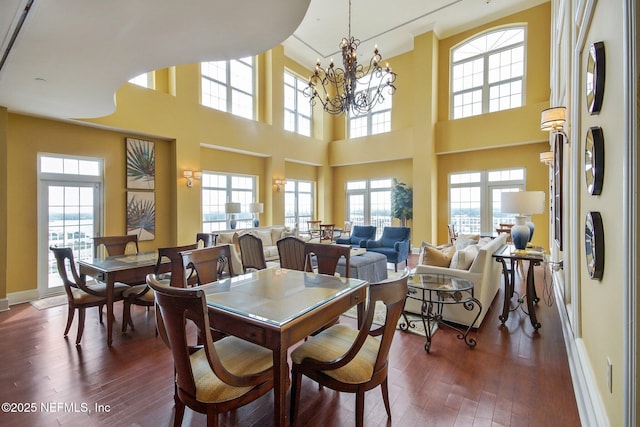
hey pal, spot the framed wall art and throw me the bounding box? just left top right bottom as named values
left=585, top=211, right=604, bottom=280
left=126, top=191, right=156, bottom=241
left=126, top=137, right=155, bottom=189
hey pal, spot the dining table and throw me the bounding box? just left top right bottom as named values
left=199, top=267, right=368, bottom=427
left=78, top=251, right=170, bottom=346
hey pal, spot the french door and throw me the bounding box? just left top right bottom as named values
left=38, top=155, right=103, bottom=296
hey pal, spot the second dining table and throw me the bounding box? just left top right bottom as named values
left=78, top=251, right=170, bottom=346
left=199, top=267, right=368, bottom=427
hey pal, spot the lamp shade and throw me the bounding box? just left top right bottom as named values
left=501, top=191, right=545, bottom=215
left=249, top=202, right=264, bottom=213
left=224, top=202, right=241, bottom=214
left=540, top=107, right=566, bottom=131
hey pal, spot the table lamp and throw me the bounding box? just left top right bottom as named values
left=501, top=191, right=545, bottom=250
left=224, top=202, right=241, bottom=229
left=249, top=202, right=264, bottom=227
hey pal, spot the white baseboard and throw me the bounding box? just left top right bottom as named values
left=554, top=272, right=609, bottom=427
left=0, top=298, right=9, bottom=312
left=7, top=289, right=41, bottom=306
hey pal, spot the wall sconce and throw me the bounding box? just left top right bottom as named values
left=273, top=178, right=286, bottom=192
left=540, top=106, right=568, bottom=142
left=539, top=151, right=554, bottom=166
left=183, top=170, right=202, bottom=188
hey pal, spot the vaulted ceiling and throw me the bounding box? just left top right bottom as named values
left=0, top=0, right=546, bottom=120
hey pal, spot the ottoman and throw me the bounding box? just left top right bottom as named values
left=337, top=251, right=388, bottom=283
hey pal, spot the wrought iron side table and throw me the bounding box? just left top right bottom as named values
left=400, top=273, right=481, bottom=353
left=492, top=244, right=546, bottom=330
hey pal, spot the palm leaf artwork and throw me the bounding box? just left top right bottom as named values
left=126, top=138, right=155, bottom=189
left=126, top=192, right=155, bottom=241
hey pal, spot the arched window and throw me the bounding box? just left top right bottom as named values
left=451, top=26, right=526, bottom=119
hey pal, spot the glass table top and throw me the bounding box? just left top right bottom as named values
left=202, top=268, right=367, bottom=327
left=408, top=272, right=474, bottom=292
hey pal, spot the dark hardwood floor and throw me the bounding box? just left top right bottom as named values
left=0, top=257, right=581, bottom=426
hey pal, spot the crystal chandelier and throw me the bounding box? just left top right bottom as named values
left=304, top=0, right=397, bottom=116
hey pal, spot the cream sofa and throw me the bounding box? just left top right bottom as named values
left=216, top=226, right=298, bottom=270
left=405, top=233, right=508, bottom=328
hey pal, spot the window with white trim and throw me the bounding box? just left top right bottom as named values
left=202, top=172, right=257, bottom=231
left=201, top=57, right=254, bottom=120
left=449, top=168, right=525, bottom=234
left=451, top=26, right=525, bottom=119
left=345, top=179, right=392, bottom=238
left=284, top=71, right=312, bottom=136
left=348, top=76, right=392, bottom=138
left=284, top=180, right=314, bottom=232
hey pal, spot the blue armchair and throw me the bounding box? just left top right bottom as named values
left=335, top=225, right=376, bottom=248
left=365, top=226, right=411, bottom=271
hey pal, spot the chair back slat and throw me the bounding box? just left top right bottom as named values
left=179, top=245, right=235, bottom=285
left=277, top=237, right=306, bottom=271
left=156, top=243, right=199, bottom=287
left=238, top=234, right=267, bottom=272
left=303, top=243, right=351, bottom=277
left=93, top=235, right=139, bottom=257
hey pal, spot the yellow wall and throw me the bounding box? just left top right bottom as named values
left=6, top=114, right=174, bottom=294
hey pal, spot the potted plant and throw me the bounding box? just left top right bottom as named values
left=391, top=179, right=413, bottom=227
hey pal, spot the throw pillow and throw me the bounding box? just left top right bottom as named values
left=454, top=237, right=478, bottom=250
left=217, top=232, right=234, bottom=244
left=420, top=245, right=456, bottom=267
left=281, top=227, right=298, bottom=238
left=270, top=228, right=283, bottom=245
left=256, top=229, right=273, bottom=247
left=449, top=244, right=479, bottom=270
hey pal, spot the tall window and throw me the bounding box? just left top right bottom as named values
left=128, top=72, right=153, bottom=89
left=345, top=179, right=392, bottom=238
left=38, top=154, right=102, bottom=295
left=349, top=76, right=392, bottom=138
left=201, top=57, right=254, bottom=120
left=202, top=172, right=257, bottom=231
left=284, top=180, right=314, bottom=231
left=284, top=71, right=312, bottom=136
left=449, top=168, right=525, bottom=234
left=451, top=26, right=525, bottom=119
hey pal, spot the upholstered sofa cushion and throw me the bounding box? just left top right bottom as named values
left=449, top=244, right=479, bottom=270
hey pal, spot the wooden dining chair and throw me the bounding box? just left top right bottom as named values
left=93, top=234, right=139, bottom=257
left=290, top=273, right=409, bottom=427
left=276, top=236, right=306, bottom=271
left=196, top=232, right=216, bottom=248
left=303, top=242, right=351, bottom=278
left=146, top=274, right=274, bottom=427
left=179, top=244, right=236, bottom=285
left=447, top=224, right=458, bottom=245
left=121, top=243, right=198, bottom=333
left=50, top=246, right=129, bottom=345
left=303, top=242, right=351, bottom=334
left=319, top=224, right=336, bottom=242
left=306, top=220, right=322, bottom=240
left=238, top=233, right=267, bottom=272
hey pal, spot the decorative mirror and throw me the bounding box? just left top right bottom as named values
left=586, top=41, right=605, bottom=114
left=585, top=211, right=604, bottom=280
left=585, top=126, right=605, bottom=195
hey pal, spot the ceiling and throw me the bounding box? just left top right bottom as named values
left=0, top=0, right=546, bottom=121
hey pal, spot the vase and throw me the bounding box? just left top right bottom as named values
left=253, top=218, right=260, bottom=227
left=524, top=215, right=535, bottom=242
left=511, top=216, right=530, bottom=250
left=229, top=216, right=237, bottom=229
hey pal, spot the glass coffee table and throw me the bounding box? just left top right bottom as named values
left=400, top=273, right=482, bottom=353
